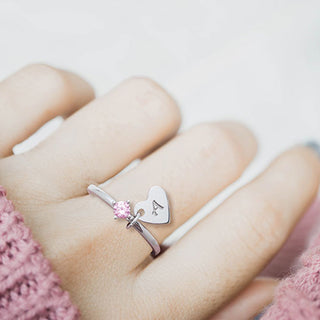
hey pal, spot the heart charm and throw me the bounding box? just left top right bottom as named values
left=134, top=186, right=170, bottom=224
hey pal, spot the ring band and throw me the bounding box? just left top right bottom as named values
left=87, top=184, right=171, bottom=257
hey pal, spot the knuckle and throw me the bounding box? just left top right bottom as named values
left=282, top=147, right=320, bottom=189
left=123, top=77, right=181, bottom=129
left=192, top=124, right=220, bottom=160
left=21, top=64, right=71, bottom=101
left=22, top=64, right=62, bottom=82
left=191, top=123, right=246, bottom=171
left=126, top=76, right=167, bottom=97
left=235, top=189, right=286, bottom=257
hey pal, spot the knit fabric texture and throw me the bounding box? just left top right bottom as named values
left=262, top=200, right=320, bottom=320
left=0, top=186, right=79, bottom=320
left=261, top=200, right=320, bottom=278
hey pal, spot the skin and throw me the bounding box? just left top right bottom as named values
left=0, top=64, right=319, bottom=319
left=211, top=278, right=278, bottom=320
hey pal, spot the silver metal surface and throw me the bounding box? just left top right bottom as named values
left=134, top=186, right=170, bottom=224
left=127, top=220, right=161, bottom=257
left=87, top=184, right=116, bottom=207
left=126, top=212, right=141, bottom=228
left=87, top=184, right=168, bottom=257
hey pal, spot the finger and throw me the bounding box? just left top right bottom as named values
left=1, top=77, right=181, bottom=201
left=211, top=278, right=277, bottom=320
left=0, top=64, right=94, bottom=157
left=138, top=146, right=320, bottom=320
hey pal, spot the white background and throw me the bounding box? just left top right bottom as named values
left=0, top=1, right=319, bottom=237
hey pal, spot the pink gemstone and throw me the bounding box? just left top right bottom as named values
left=113, top=201, right=131, bottom=219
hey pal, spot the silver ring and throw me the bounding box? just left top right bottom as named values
left=87, top=184, right=171, bottom=257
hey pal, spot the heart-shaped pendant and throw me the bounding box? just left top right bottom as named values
left=134, top=186, right=170, bottom=224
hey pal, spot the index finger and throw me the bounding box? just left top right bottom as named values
left=0, top=64, right=94, bottom=157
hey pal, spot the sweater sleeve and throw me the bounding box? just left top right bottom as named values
left=0, top=186, right=79, bottom=320
left=262, top=199, right=320, bottom=320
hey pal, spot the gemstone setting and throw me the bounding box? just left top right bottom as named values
left=113, top=201, right=131, bottom=219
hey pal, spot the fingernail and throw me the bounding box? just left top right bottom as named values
left=254, top=312, right=264, bottom=320
left=304, top=141, right=320, bottom=158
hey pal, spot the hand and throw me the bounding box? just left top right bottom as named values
left=0, top=65, right=319, bottom=320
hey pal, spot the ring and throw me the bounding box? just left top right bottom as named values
left=87, top=184, right=171, bottom=257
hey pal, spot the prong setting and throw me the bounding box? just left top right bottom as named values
left=113, top=200, right=131, bottom=219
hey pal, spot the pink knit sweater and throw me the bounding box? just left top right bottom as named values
left=262, top=199, right=320, bottom=319
left=0, top=187, right=79, bottom=319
